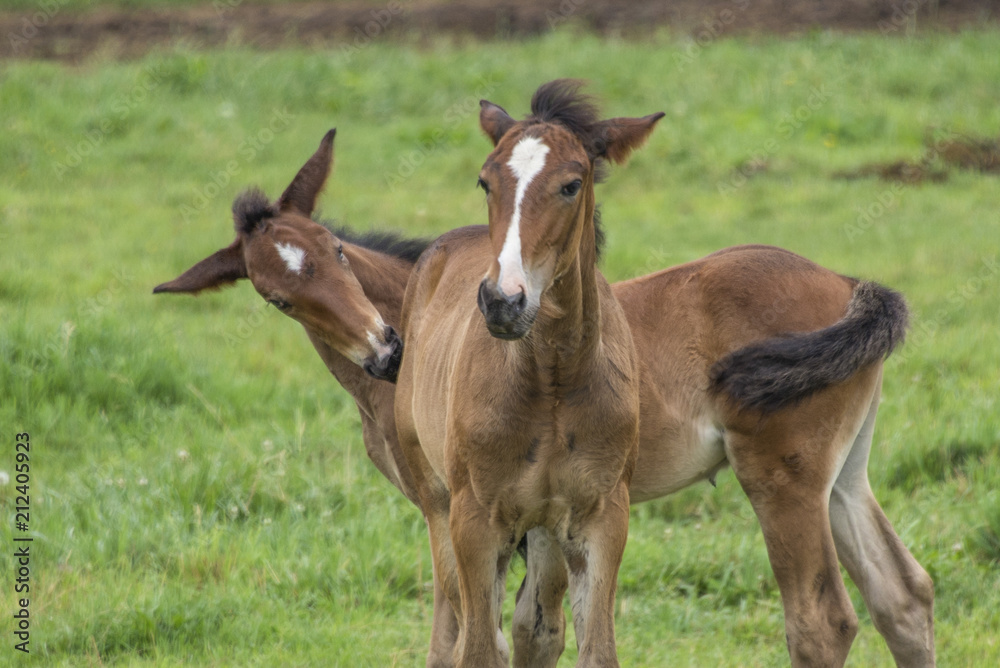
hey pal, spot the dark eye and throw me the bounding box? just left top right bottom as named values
left=268, top=297, right=291, bottom=311
left=337, top=243, right=346, bottom=260
left=476, top=177, right=490, bottom=195
left=561, top=180, right=582, bottom=197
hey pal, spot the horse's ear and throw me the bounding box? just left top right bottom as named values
left=479, top=100, right=516, bottom=146
left=590, top=112, right=665, bottom=165
left=152, top=240, right=247, bottom=295
left=277, top=128, right=336, bottom=216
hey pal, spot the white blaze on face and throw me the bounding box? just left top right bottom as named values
left=275, top=242, right=306, bottom=274
left=498, top=135, right=550, bottom=296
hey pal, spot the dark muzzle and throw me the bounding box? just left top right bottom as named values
left=363, top=325, right=403, bottom=383
left=478, top=279, right=533, bottom=340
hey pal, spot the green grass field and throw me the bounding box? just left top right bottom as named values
left=2, top=26, right=999, bottom=666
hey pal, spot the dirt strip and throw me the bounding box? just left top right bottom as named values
left=3, top=0, right=999, bottom=63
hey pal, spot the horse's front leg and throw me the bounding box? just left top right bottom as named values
left=450, top=487, right=512, bottom=668
left=422, top=499, right=461, bottom=668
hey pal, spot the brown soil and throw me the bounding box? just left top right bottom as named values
left=938, top=137, right=1000, bottom=173
left=835, top=160, right=949, bottom=184
left=834, top=134, right=1000, bottom=184
left=3, top=0, right=999, bottom=63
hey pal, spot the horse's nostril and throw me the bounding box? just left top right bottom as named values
left=503, top=290, right=526, bottom=315
left=477, top=280, right=493, bottom=315
left=478, top=279, right=529, bottom=333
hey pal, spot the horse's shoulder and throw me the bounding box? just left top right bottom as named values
left=402, top=225, right=489, bottom=333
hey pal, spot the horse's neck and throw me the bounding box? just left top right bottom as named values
left=525, top=213, right=604, bottom=383
left=304, top=244, right=411, bottom=421
left=343, top=245, right=412, bottom=326
left=302, top=328, right=383, bottom=419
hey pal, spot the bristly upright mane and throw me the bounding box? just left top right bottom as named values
left=233, top=187, right=276, bottom=234
left=528, top=79, right=601, bottom=145
left=527, top=79, right=609, bottom=183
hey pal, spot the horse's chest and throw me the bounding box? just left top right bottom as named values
left=455, top=395, right=635, bottom=517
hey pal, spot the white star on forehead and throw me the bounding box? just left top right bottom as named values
left=275, top=242, right=306, bottom=274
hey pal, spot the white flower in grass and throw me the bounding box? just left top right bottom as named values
left=0, top=471, right=9, bottom=485
left=138, top=477, right=148, bottom=486
left=177, top=449, right=190, bottom=461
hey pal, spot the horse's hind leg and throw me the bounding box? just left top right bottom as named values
left=829, top=378, right=935, bottom=667
left=511, top=527, right=568, bottom=668
left=727, top=422, right=859, bottom=666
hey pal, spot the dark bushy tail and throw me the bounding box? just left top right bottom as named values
left=709, top=281, right=909, bottom=413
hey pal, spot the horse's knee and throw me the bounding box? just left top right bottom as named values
left=511, top=600, right=532, bottom=647
left=909, top=563, right=935, bottom=611
left=425, top=648, right=455, bottom=668
left=787, top=605, right=858, bottom=667
left=915, top=567, right=935, bottom=606
left=838, top=611, right=860, bottom=648
left=511, top=595, right=564, bottom=668
left=870, top=565, right=935, bottom=665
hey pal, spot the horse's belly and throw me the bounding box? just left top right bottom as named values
left=629, top=416, right=728, bottom=502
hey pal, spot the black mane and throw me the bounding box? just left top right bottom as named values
left=593, top=205, right=606, bottom=261
left=231, top=188, right=430, bottom=264
left=322, top=222, right=431, bottom=264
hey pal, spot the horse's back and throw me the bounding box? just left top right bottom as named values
left=616, top=244, right=855, bottom=364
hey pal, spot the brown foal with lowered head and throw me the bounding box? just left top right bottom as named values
left=393, top=81, right=663, bottom=667
left=153, top=129, right=427, bottom=506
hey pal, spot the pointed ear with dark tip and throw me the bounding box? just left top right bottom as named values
left=277, top=128, right=336, bottom=216
left=590, top=112, right=665, bottom=165
left=479, top=100, right=516, bottom=146
left=152, top=240, right=247, bottom=295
